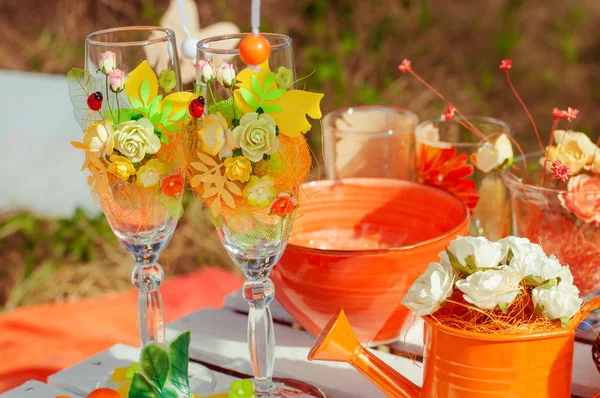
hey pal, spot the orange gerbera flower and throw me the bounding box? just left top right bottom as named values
left=160, top=174, right=185, bottom=197
left=416, top=143, right=479, bottom=212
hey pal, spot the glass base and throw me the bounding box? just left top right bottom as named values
left=266, top=378, right=326, bottom=398
left=96, top=364, right=217, bottom=396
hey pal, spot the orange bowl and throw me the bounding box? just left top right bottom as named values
left=271, top=178, right=469, bottom=344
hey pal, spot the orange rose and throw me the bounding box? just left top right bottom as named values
left=559, top=174, right=600, bottom=223
left=269, top=192, right=297, bottom=217
left=161, top=174, right=185, bottom=197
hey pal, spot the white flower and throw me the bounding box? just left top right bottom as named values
left=198, top=113, right=231, bottom=156
left=532, top=283, right=582, bottom=321
left=557, top=265, right=574, bottom=286
left=508, top=251, right=563, bottom=286
left=99, top=51, right=116, bottom=73
left=554, top=130, right=597, bottom=157
left=447, top=236, right=503, bottom=271
left=113, top=118, right=161, bottom=162
left=475, top=134, right=513, bottom=172
left=455, top=268, right=522, bottom=310
left=215, top=62, right=236, bottom=88
left=195, top=60, right=215, bottom=84
left=498, top=236, right=544, bottom=264
left=402, top=262, right=454, bottom=316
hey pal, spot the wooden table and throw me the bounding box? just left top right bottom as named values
left=2, top=290, right=599, bottom=397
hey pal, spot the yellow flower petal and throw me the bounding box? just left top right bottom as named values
left=125, top=60, right=159, bottom=106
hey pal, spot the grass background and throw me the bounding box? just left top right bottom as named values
left=1, top=0, right=600, bottom=310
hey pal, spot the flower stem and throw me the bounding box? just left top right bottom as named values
left=408, top=70, right=488, bottom=142
left=504, top=71, right=544, bottom=154
left=116, top=93, right=121, bottom=124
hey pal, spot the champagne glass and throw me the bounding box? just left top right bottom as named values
left=182, top=33, right=325, bottom=397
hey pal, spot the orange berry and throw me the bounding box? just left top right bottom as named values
left=239, top=34, right=271, bottom=66
left=86, top=388, right=121, bottom=398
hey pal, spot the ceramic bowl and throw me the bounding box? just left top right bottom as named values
left=271, top=178, right=469, bottom=344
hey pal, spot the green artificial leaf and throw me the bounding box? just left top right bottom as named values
left=464, top=255, right=479, bottom=272
left=148, top=96, right=162, bottom=117
left=159, top=132, right=170, bottom=144
left=446, top=248, right=474, bottom=275
left=560, top=317, right=570, bottom=328
left=130, top=96, right=146, bottom=112
left=543, top=278, right=557, bottom=289
left=140, top=79, right=151, bottom=105
left=263, top=72, right=277, bottom=90
left=170, top=109, right=187, bottom=122
left=261, top=103, right=283, bottom=113
left=497, top=302, right=508, bottom=314
left=506, top=248, right=514, bottom=264
left=167, top=331, right=191, bottom=395
left=132, top=114, right=144, bottom=121
left=150, top=111, right=161, bottom=125
left=240, top=88, right=258, bottom=109
left=251, top=75, right=264, bottom=97
left=140, top=343, right=170, bottom=389
left=126, top=362, right=140, bottom=379
left=161, top=101, right=173, bottom=125
left=523, top=274, right=546, bottom=287
left=128, top=373, right=159, bottom=398
left=105, top=108, right=142, bottom=125
left=232, top=149, right=243, bottom=158
left=261, top=88, right=286, bottom=101
left=165, top=123, right=178, bottom=133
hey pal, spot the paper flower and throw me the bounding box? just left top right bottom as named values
left=228, top=379, right=255, bottom=398
left=499, top=59, right=512, bottom=71
left=158, top=69, right=177, bottom=93
left=113, top=118, right=161, bottom=162
left=498, top=236, right=545, bottom=264
left=83, top=121, right=114, bottom=158
left=508, top=251, right=563, bottom=286
left=216, top=62, right=236, bottom=88
left=447, top=236, right=503, bottom=271
left=455, top=268, right=522, bottom=310
left=441, top=105, right=456, bottom=122
left=232, top=112, right=279, bottom=162
left=551, top=160, right=571, bottom=182
left=242, top=175, right=277, bottom=208
left=474, top=134, right=513, bottom=172
left=532, top=283, right=582, bottom=322
left=269, top=192, right=297, bottom=217
left=398, top=59, right=411, bottom=72
left=161, top=174, right=185, bottom=197
left=107, top=155, right=136, bottom=181
left=564, top=107, right=580, bottom=122
left=224, top=156, right=252, bottom=183
left=275, top=66, right=293, bottom=89
left=402, top=261, right=454, bottom=316
left=108, top=69, right=125, bottom=92
left=559, top=174, right=600, bottom=223
left=199, top=113, right=232, bottom=156
left=195, top=59, right=215, bottom=84
left=552, top=107, right=566, bottom=120
left=99, top=51, right=116, bottom=73
left=136, top=159, right=167, bottom=188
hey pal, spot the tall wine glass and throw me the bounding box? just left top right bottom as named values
left=182, top=33, right=324, bottom=397
left=81, top=27, right=190, bottom=345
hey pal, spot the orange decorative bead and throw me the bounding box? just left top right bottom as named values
left=85, top=388, right=121, bottom=398
left=239, top=34, right=271, bottom=65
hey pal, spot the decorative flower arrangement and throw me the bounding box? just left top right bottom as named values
left=399, top=58, right=600, bottom=294
left=182, top=59, right=323, bottom=246
left=402, top=236, right=587, bottom=332
left=68, top=53, right=194, bottom=221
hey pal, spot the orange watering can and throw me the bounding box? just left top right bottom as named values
left=308, top=299, right=600, bottom=398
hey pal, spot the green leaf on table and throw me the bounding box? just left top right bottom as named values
left=261, top=103, right=283, bottom=113
left=128, top=373, right=159, bottom=398
left=141, top=79, right=151, bottom=105
left=140, top=343, right=170, bottom=389
left=251, top=75, right=264, bottom=97
left=240, top=88, right=258, bottom=110
left=167, top=330, right=191, bottom=395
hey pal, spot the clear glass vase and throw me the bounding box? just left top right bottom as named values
left=415, top=116, right=514, bottom=240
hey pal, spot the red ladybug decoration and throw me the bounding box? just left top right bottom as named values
left=189, top=96, right=205, bottom=118
left=87, top=91, right=103, bottom=111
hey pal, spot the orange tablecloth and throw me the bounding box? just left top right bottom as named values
left=0, top=267, right=243, bottom=393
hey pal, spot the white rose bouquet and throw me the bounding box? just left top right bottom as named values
left=403, top=236, right=585, bottom=331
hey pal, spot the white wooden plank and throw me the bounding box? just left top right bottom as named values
left=0, top=380, right=81, bottom=398
left=167, top=308, right=424, bottom=398
left=47, top=343, right=230, bottom=396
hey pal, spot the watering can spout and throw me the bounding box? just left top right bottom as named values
left=308, top=309, right=421, bottom=398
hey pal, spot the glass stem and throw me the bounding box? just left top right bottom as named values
left=132, top=254, right=165, bottom=345
left=244, top=277, right=276, bottom=397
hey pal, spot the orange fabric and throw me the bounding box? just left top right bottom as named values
left=0, top=267, right=243, bottom=393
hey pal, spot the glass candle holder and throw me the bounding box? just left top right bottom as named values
left=415, top=116, right=514, bottom=240
left=322, top=106, right=419, bottom=180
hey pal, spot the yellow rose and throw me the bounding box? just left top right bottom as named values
left=199, top=113, right=232, bottom=157
left=108, top=154, right=136, bottom=181
left=232, top=112, right=279, bottom=162
left=543, top=141, right=589, bottom=174
left=136, top=159, right=167, bottom=188
left=553, top=130, right=597, bottom=157
left=224, top=156, right=252, bottom=182
left=83, top=120, right=114, bottom=158
left=242, top=175, right=277, bottom=208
